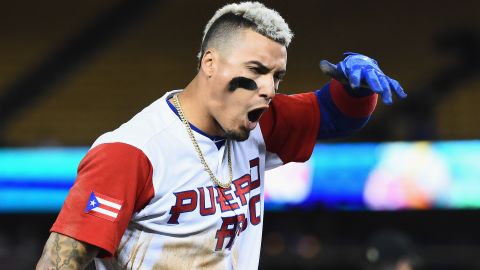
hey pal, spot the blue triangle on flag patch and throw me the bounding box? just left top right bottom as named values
left=85, top=191, right=100, bottom=212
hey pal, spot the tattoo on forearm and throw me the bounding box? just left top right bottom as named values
left=54, top=233, right=79, bottom=269
left=36, top=232, right=99, bottom=270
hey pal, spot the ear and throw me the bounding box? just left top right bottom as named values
left=200, top=49, right=216, bottom=77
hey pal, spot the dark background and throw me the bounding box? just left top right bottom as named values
left=1, top=0, right=479, bottom=269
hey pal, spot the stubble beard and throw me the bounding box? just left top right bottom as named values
left=224, top=128, right=250, bottom=142
left=214, top=117, right=250, bottom=142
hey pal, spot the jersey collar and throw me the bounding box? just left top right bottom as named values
left=166, top=99, right=226, bottom=150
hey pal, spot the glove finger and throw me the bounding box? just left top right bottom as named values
left=377, top=72, right=393, bottom=104
left=364, top=69, right=393, bottom=104
left=389, top=78, right=408, bottom=98
left=348, top=68, right=362, bottom=89
left=362, top=68, right=383, bottom=94
left=319, top=60, right=348, bottom=84
left=377, top=73, right=391, bottom=92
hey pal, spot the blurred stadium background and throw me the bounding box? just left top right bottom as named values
left=1, top=0, right=480, bottom=269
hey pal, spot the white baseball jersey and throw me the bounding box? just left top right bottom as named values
left=51, top=80, right=377, bottom=269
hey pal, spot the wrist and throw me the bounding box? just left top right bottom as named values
left=334, top=79, right=374, bottom=97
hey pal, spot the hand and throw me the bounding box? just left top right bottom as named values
left=320, top=52, right=407, bottom=105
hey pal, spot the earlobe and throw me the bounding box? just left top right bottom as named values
left=201, top=50, right=215, bottom=77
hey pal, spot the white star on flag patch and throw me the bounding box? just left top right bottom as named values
left=84, top=191, right=123, bottom=222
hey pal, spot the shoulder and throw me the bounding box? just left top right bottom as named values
left=92, top=91, right=179, bottom=155
left=91, top=92, right=182, bottom=168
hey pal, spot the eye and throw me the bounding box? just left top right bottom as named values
left=273, top=78, right=281, bottom=93
left=273, top=75, right=284, bottom=93
left=274, top=71, right=285, bottom=82
left=248, top=67, right=262, bottom=74
left=274, top=74, right=285, bottom=88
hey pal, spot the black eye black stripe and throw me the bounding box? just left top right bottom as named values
left=228, top=77, right=258, bottom=91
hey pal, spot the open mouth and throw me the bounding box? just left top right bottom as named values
left=247, top=108, right=266, bottom=123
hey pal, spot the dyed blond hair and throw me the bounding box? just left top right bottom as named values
left=197, top=2, right=293, bottom=63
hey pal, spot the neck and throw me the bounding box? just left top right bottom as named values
left=174, top=75, right=224, bottom=137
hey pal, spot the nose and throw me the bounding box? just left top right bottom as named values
left=258, top=76, right=276, bottom=101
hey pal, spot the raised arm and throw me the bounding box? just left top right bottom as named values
left=36, top=232, right=99, bottom=270
left=320, top=52, right=407, bottom=105
left=315, top=52, right=407, bottom=139
left=259, top=53, right=407, bottom=167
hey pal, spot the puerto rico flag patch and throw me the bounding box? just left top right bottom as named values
left=84, top=191, right=123, bottom=222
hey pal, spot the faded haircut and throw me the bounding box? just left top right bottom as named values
left=197, top=2, right=293, bottom=67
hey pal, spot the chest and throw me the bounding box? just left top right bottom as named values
left=135, top=134, right=266, bottom=251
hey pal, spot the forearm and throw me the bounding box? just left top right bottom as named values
left=36, top=232, right=99, bottom=270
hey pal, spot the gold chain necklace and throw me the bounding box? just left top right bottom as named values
left=172, top=94, right=233, bottom=188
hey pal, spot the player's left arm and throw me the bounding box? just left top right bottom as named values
left=321, top=52, right=407, bottom=105
left=260, top=52, right=406, bottom=165
left=316, top=52, right=407, bottom=139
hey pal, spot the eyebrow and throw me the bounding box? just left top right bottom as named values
left=246, top=60, right=286, bottom=78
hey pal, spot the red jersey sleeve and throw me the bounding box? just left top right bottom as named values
left=50, top=142, right=154, bottom=257
left=259, top=92, right=320, bottom=164
left=259, top=80, right=378, bottom=164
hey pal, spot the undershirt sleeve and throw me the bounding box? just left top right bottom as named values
left=50, top=142, right=155, bottom=257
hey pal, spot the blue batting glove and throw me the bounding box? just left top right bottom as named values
left=319, top=52, right=407, bottom=105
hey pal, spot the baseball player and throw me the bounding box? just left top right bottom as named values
left=36, top=2, right=406, bottom=269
